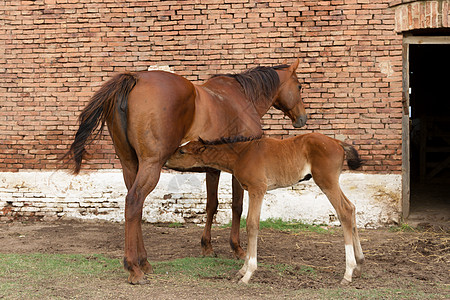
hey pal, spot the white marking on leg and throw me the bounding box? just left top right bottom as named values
left=343, top=244, right=357, bottom=282
left=238, top=254, right=249, bottom=276
left=240, top=256, right=257, bottom=284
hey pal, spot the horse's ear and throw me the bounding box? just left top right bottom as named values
left=289, top=58, right=300, bottom=73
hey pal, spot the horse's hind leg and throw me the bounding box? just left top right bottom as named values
left=123, top=161, right=162, bottom=284
left=347, top=190, right=364, bottom=277
left=201, top=169, right=221, bottom=257
left=317, top=180, right=359, bottom=285
left=230, top=176, right=245, bottom=259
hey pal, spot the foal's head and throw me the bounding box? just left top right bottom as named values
left=166, top=141, right=208, bottom=169
left=273, top=59, right=307, bottom=128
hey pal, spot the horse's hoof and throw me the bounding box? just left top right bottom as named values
left=201, top=243, right=217, bottom=258
left=238, top=278, right=249, bottom=285
left=340, top=278, right=351, bottom=285
left=202, top=249, right=217, bottom=258
left=128, top=274, right=149, bottom=285
left=140, top=260, right=153, bottom=274
left=234, top=248, right=246, bottom=260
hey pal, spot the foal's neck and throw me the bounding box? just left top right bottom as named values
left=200, top=142, right=251, bottom=173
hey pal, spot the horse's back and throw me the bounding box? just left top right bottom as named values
left=131, top=70, right=196, bottom=100
left=125, top=71, right=197, bottom=156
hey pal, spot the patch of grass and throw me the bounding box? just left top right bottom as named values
left=168, top=222, right=184, bottom=228
left=308, top=287, right=446, bottom=300
left=152, top=256, right=320, bottom=283
left=0, top=253, right=447, bottom=299
left=0, top=253, right=121, bottom=299
left=152, top=256, right=241, bottom=279
left=269, top=262, right=317, bottom=278
left=389, top=222, right=416, bottom=232
left=221, top=218, right=331, bottom=234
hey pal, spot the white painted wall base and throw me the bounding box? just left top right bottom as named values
left=0, top=171, right=401, bottom=228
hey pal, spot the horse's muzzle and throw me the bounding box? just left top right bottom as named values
left=293, top=114, right=307, bottom=128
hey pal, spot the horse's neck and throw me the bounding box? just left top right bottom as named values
left=202, top=77, right=274, bottom=117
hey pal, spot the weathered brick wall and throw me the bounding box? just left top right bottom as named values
left=1, top=0, right=403, bottom=173
left=391, top=0, right=450, bottom=32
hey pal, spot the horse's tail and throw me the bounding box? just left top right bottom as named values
left=64, top=72, right=137, bottom=174
left=339, top=141, right=362, bottom=170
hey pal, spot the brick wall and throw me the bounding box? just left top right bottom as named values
left=391, top=0, right=450, bottom=32
left=1, top=0, right=403, bottom=173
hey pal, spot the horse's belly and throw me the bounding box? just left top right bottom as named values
left=266, top=163, right=311, bottom=191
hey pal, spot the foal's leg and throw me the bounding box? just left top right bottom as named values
left=124, top=161, right=162, bottom=284
left=230, top=176, right=246, bottom=259
left=318, top=183, right=358, bottom=285
left=344, top=190, right=365, bottom=277
left=201, top=169, right=221, bottom=257
left=238, top=187, right=265, bottom=284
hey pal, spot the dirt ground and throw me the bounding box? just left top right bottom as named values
left=0, top=220, right=449, bottom=299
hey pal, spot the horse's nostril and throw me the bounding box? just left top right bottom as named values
left=293, top=115, right=307, bottom=128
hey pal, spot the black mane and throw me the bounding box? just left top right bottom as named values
left=211, top=64, right=289, bottom=103
left=199, top=135, right=261, bottom=146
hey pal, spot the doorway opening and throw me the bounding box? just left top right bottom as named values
left=408, top=43, right=450, bottom=228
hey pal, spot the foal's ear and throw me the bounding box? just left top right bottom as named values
left=289, top=58, right=300, bottom=72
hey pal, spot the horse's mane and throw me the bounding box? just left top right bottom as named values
left=212, top=64, right=289, bottom=103
left=199, top=135, right=262, bottom=146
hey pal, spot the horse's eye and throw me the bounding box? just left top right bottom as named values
left=179, top=149, right=186, bottom=154
left=298, top=84, right=302, bottom=90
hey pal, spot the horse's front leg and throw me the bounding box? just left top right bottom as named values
left=230, top=176, right=246, bottom=259
left=123, top=162, right=161, bottom=284
left=238, top=186, right=265, bottom=284
left=201, top=169, right=221, bottom=257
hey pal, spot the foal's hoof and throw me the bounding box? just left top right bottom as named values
left=353, top=266, right=362, bottom=278
left=238, top=278, right=249, bottom=285
left=340, top=278, right=351, bottom=285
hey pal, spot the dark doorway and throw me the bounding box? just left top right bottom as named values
left=408, top=44, right=450, bottom=228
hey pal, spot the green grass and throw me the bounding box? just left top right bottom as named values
left=0, top=253, right=121, bottom=278
left=153, top=256, right=241, bottom=278
left=168, top=222, right=184, bottom=228
left=0, top=253, right=122, bottom=299
left=299, top=287, right=446, bottom=300
left=388, top=222, right=416, bottom=232
left=222, top=218, right=332, bottom=234
left=0, top=253, right=446, bottom=299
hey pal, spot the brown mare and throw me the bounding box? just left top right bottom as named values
left=65, top=60, right=307, bottom=284
left=166, top=133, right=364, bottom=284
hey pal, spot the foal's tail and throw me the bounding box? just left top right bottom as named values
left=339, top=142, right=362, bottom=170
left=64, top=73, right=137, bottom=174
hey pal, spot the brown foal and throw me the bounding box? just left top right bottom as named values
left=166, top=133, right=365, bottom=284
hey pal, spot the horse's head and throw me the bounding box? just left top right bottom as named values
left=273, top=59, right=307, bottom=128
